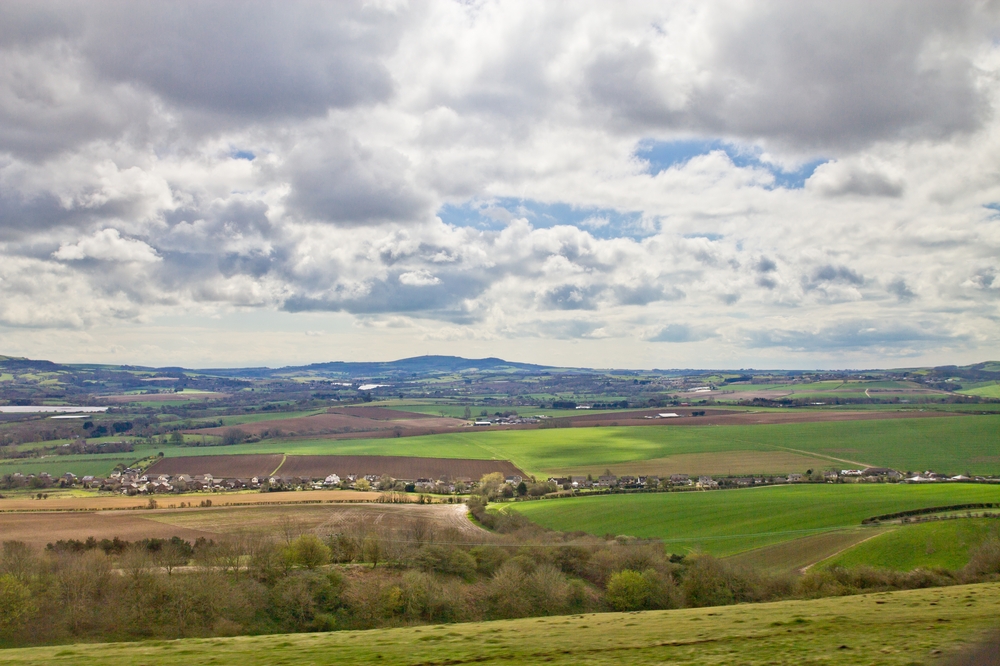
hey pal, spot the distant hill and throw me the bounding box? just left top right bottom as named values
left=201, top=355, right=557, bottom=378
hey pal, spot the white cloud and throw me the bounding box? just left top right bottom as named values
left=0, top=1, right=998, bottom=367
left=53, top=228, right=161, bottom=263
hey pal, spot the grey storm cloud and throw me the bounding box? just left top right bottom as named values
left=810, top=265, right=865, bottom=286
left=586, top=0, right=993, bottom=150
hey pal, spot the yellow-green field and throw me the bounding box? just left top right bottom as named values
left=0, top=583, right=996, bottom=665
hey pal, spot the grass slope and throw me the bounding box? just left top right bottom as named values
left=0, top=584, right=997, bottom=665
left=822, top=519, right=1000, bottom=571
left=507, top=484, right=1000, bottom=556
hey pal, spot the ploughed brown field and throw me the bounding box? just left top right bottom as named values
left=146, top=454, right=526, bottom=481
left=0, top=502, right=483, bottom=547
left=0, top=511, right=217, bottom=547
left=147, top=454, right=284, bottom=478
left=189, top=409, right=462, bottom=438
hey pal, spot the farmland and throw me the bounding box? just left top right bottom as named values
left=506, top=483, right=1000, bottom=556
left=822, top=518, right=1000, bottom=571
left=1, top=412, right=996, bottom=479
left=0, top=583, right=997, bottom=665
left=145, top=454, right=526, bottom=481
left=0, top=501, right=480, bottom=547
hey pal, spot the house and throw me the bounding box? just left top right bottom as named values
left=597, top=475, right=617, bottom=487
left=670, top=474, right=690, bottom=485
left=862, top=467, right=902, bottom=480
left=696, top=476, right=718, bottom=489
left=787, top=473, right=803, bottom=483
left=570, top=476, right=589, bottom=488
left=504, top=475, right=523, bottom=485
left=324, top=474, right=341, bottom=486
left=474, top=420, right=492, bottom=426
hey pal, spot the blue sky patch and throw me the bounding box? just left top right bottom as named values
left=636, top=139, right=826, bottom=189
left=438, top=197, right=651, bottom=239
left=231, top=150, right=256, bottom=161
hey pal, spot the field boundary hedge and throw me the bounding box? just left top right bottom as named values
left=862, top=503, right=1000, bottom=524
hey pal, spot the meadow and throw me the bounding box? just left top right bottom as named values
left=505, top=483, right=1000, bottom=556
left=0, top=584, right=996, bottom=665
left=822, top=518, right=1000, bottom=571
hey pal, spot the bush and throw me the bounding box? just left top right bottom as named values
left=606, top=569, right=679, bottom=611
left=290, top=535, right=330, bottom=570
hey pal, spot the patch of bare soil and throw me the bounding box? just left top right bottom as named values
left=0, top=511, right=216, bottom=547
left=151, top=502, right=485, bottom=539
left=146, top=454, right=283, bottom=478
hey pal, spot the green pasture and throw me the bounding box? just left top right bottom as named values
left=822, top=518, right=1000, bottom=571
left=0, top=585, right=996, bottom=665
left=958, top=382, right=1000, bottom=398
left=505, top=484, right=1000, bottom=556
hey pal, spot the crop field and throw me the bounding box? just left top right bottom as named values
left=147, top=502, right=482, bottom=538
left=0, top=583, right=995, bottom=665
left=505, top=484, right=1000, bottom=556
left=190, top=410, right=462, bottom=438
left=958, top=382, right=1000, bottom=398
left=822, top=518, right=1000, bottom=571
left=145, top=454, right=525, bottom=480
left=0, top=511, right=218, bottom=547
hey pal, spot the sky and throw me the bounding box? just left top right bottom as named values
left=0, top=0, right=998, bottom=370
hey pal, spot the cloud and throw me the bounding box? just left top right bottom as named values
left=648, top=324, right=715, bottom=343
left=0, top=2, right=998, bottom=367
left=53, top=228, right=160, bottom=263
left=808, top=160, right=905, bottom=197
left=744, top=320, right=966, bottom=352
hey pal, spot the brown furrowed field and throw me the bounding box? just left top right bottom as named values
left=275, top=454, right=525, bottom=480
left=146, top=454, right=526, bottom=480
left=0, top=511, right=218, bottom=546
left=149, top=502, right=483, bottom=538
left=190, top=409, right=462, bottom=438
left=0, top=501, right=483, bottom=547
left=146, top=454, right=283, bottom=478
left=0, top=489, right=371, bottom=512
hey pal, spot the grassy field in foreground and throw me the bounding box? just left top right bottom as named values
left=0, top=584, right=996, bottom=665
left=506, top=484, right=1000, bottom=556
left=823, top=519, right=1000, bottom=571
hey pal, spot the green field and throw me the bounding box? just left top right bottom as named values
left=822, top=518, right=1000, bottom=571
left=0, top=584, right=995, bottom=665
left=1, top=414, right=996, bottom=479
left=506, top=484, right=1000, bottom=556
left=958, top=382, right=1000, bottom=398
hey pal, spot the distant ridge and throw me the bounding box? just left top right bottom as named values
left=200, top=355, right=559, bottom=378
